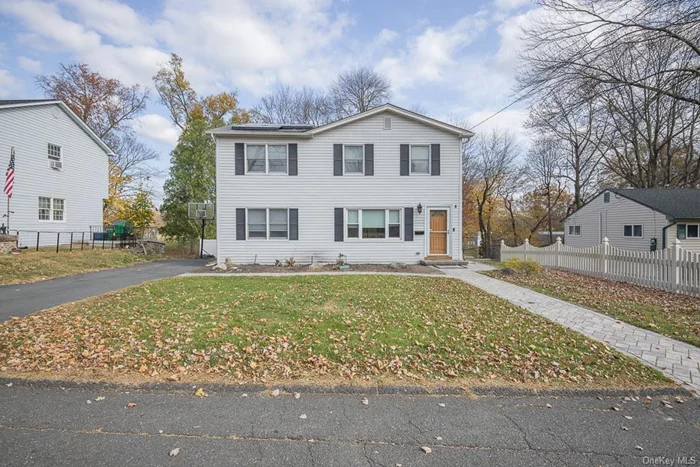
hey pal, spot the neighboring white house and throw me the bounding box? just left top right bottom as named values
left=208, top=104, right=473, bottom=264
left=563, top=188, right=700, bottom=252
left=0, top=100, right=111, bottom=247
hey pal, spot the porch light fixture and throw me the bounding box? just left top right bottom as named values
left=417, top=203, right=423, bottom=214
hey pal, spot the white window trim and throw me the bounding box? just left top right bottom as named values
left=344, top=208, right=402, bottom=241
left=685, top=224, right=700, bottom=238
left=568, top=225, right=581, bottom=236
left=38, top=197, right=67, bottom=223
left=342, top=144, right=364, bottom=175
left=623, top=224, right=644, bottom=238
left=245, top=208, right=290, bottom=240
left=244, top=144, right=288, bottom=175
left=410, top=144, right=431, bottom=175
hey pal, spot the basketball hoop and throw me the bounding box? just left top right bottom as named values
left=188, top=203, right=215, bottom=259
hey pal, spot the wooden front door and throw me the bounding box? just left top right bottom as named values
left=429, top=210, right=448, bottom=255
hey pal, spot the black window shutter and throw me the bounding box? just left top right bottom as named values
left=404, top=207, right=414, bottom=241
left=431, top=144, right=440, bottom=176
left=235, top=143, right=245, bottom=175
left=364, top=144, right=374, bottom=176
left=289, top=208, right=298, bottom=240
left=288, top=144, right=298, bottom=176
left=236, top=208, right=246, bottom=240
left=400, top=144, right=409, bottom=176
left=334, top=208, right=344, bottom=241
left=333, top=144, right=343, bottom=176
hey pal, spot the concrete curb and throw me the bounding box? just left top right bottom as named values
left=178, top=271, right=447, bottom=278
left=0, top=377, right=692, bottom=398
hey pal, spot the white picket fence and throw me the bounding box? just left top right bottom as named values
left=500, top=237, right=700, bottom=297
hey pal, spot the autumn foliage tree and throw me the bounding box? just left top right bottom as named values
left=156, top=54, right=250, bottom=240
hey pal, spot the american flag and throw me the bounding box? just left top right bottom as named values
left=4, top=147, right=14, bottom=199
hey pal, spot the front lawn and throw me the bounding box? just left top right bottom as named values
left=0, top=249, right=157, bottom=285
left=0, top=275, right=668, bottom=388
left=485, top=268, right=700, bottom=347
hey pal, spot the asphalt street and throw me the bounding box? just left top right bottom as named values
left=0, top=259, right=206, bottom=321
left=0, top=383, right=697, bottom=466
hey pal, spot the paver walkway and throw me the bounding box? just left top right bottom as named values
left=444, top=263, right=700, bottom=394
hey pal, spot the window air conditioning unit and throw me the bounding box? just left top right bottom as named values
left=50, top=160, right=63, bottom=170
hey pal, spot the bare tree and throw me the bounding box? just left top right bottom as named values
left=525, top=138, right=568, bottom=243
left=330, top=67, right=392, bottom=117
left=36, top=63, right=148, bottom=144
left=518, top=0, right=700, bottom=107
left=110, top=133, right=161, bottom=196
left=252, top=85, right=334, bottom=125
left=469, top=130, right=522, bottom=257
left=527, top=91, right=608, bottom=208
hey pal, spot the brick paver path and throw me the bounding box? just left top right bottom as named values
left=444, top=263, right=700, bottom=394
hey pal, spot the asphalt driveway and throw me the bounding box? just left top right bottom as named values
left=0, top=259, right=206, bottom=321
left=0, top=383, right=696, bottom=466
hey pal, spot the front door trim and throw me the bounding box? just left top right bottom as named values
left=426, top=207, right=450, bottom=257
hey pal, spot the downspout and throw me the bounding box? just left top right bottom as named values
left=662, top=219, right=676, bottom=249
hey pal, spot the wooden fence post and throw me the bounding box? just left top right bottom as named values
left=601, top=237, right=609, bottom=278
left=555, top=237, right=561, bottom=268
left=523, top=238, right=529, bottom=261
left=671, top=238, right=681, bottom=293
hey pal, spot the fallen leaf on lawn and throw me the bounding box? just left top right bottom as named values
left=194, top=387, right=207, bottom=398
left=125, top=402, right=137, bottom=408
left=420, top=446, right=432, bottom=454
left=674, top=396, right=685, bottom=404
left=167, top=374, right=180, bottom=382
left=169, top=448, right=180, bottom=457
left=643, top=396, right=652, bottom=404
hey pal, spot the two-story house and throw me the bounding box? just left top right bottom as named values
left=0, top=100, right=111, bottom=246
left=208, top=104, right=472, bottom=264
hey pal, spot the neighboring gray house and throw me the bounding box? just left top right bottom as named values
left=0, top=100, right=111, bottom=246
left=208, top=104, right=473, bottom=264
left=563, top=188, right=700, bottom=252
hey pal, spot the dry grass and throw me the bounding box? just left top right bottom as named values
left=0, top=275, right=670, bottom=388
left=0, top=249, right=157, bottom=285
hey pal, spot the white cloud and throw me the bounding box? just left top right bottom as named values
left=17, top=56, right=41, bottom=73
left=493, top=0, right=531, bottom=11
left=0, top=70, right=21, bottom=98
left=132, top=114, right=181, bottom=147
left=60, top=0, right=155, bottom=46
left=375, top=28, right=399, bottom=45
left=376, top=13, right=489, bottom=92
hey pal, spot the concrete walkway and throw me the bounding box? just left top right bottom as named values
left=0, top=259, right=206, bottom=321
left=444, top=263, right=700, bottom=394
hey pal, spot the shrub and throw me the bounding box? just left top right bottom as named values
left=503, top=258, right=542, bottom=275
left=285, top=257, right=296, bottom=267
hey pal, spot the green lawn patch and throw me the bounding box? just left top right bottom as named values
left=0, top=249, right=157, bottom=285
left=484, top=268, right=700, bottom=348
left=0, top=275, right=669, bottom=388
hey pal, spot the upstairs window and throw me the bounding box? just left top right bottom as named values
left=623, top=224, right=643, bottom=237
left=410, top=145, right=430, bottom=174
left=343, top=145, right=364, bottom=174
left=246, top=144, right=287, bottom=174
left=48, top=143, right=61, bottom=161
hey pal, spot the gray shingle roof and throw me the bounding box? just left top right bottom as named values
left=610, top=188, right=700, bottom=219
left=0, top=99, right=56, bottom=107
left=228, top=123, right=314, bottom=132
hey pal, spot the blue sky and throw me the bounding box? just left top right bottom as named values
left=0, top=0, right=537, bottom=199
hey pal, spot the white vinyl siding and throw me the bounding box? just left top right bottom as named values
left=665, top=222, right=700, bottom=253
left=215, top=112, right=462, bottom=264
left=0, top=103, right=108, bottom=246
left=564, top=190, right=668, bottom=252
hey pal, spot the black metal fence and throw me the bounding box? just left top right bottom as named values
left=8, top=230, right=141, bottom=253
